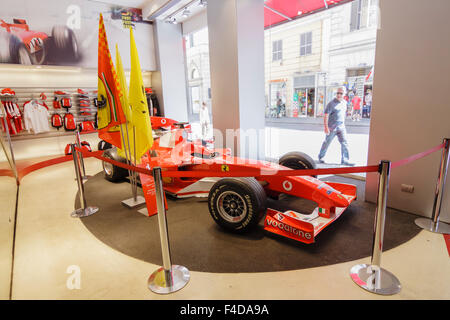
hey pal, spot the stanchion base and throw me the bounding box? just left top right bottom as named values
left=350, top=264, right=401, bottom=295
left=148, top=265, right=190, bottom=294
left=71, top=206, right=99, bottom=218
left=137, top=207, right=148, bottom=216
left=121, top=195, right=146, bottom=208
left=74, top=175, right=92, bottom=183
left=415, top=218, right=450, bottom=234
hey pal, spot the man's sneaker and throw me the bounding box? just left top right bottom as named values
left=341, top=161, right=355, bottom=166
left=317, top=159, right=325, bottom=164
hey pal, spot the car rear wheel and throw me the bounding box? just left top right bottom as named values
left=208, top=177, right=266, bottom=233
left=279, top=151, right=316, bottom=177
left=52, top=25, right=79, bottom=61
left=102, top=149, right=128, bottom=182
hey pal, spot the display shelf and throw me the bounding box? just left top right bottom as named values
left=9, top=129, right=98, bottom=141
left=1, top=87, right=97, bottom=141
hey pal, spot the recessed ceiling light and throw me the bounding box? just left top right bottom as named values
left=297, top=11, right=303, bottom=15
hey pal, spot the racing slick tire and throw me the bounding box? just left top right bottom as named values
left=279, top=151, right=316, bottom=177
left=102, top=148, right=128, bottom=182
left=5, top=33, right=33, bottom=65
left=208, top=177, right=267, bottom=233
left=51, top=25, right=79, bottom=61
left=0, top=31, right=12, bottom=63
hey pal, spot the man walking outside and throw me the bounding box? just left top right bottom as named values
left=351, top=91, right=362, bottom=121
left=200, top=101, right=210, bottom=144
left=318, top=86, right=354, bottom=166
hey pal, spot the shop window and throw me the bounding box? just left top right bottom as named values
left=272, top=40, right=282, bottom=61
left=300, top=32, right=312, bottom=56
left=191, top=67, right=200, bottom=80
left=269, top=81, right=286, bottom=118
left=295, top=88, right=315, bottom=117
left=189, top=33, right=194, bottom=48
left=190, top=86, right=201, bottom=114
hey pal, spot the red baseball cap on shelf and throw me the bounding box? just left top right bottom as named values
left=1, top=88, right=15, bottom=96
left=77, top=88, right=88, bottom=95
left=54, top=90, right=68, bottom=95
left=145, top=87, right=153, bottom=94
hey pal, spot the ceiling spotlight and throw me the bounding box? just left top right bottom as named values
left=297, top=11, right=303, bottom=15
left=199, top=0, right=207, bottom=7
left=182, top=7, right=191, bottom=17
left=166, top=17, right=177, bottom=24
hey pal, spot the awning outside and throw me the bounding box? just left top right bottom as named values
left=264, top=0, right=352, bottom=28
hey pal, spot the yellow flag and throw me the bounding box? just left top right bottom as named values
left=129, top=28, right=153, bottom=163
left=115, top=44, right=133, bottom=159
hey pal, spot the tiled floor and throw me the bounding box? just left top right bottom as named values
left=2, top=158, right=449, bottom=300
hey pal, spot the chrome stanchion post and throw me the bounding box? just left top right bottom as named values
left=415, top=138, right=450, bottom=234
left=350, top=160, right=401, bottom=295
left=71, top=144, right=99, bottom=218
left=121, top=125, right=146, bottom=208
left=148, top=167, right=190, bottom=294
left=75, top=129, right=89, bottom=181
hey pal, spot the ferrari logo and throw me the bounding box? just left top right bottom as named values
left=221, top=165, right=229, bottom=172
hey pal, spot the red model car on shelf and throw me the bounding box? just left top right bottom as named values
left=101, top=116, right=357, bottom=244
left=0, top=18, right=78, bottom=65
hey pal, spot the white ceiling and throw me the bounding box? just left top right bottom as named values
left=91, top=0, right=151, bottom=9
left=157, top=0, right=205, bottom=23
left=91, top=0, right=206, bottom=24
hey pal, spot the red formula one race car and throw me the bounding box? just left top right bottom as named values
left=102, top=117, right=357, bottom=244
left=0, top=19, right=79, bottom=65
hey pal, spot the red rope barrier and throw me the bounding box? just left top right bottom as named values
left=75, top=147, right=378, bottom=178
left=391, top=142, right=445, bottom=169
left=75, top=143, right=445, bottom=178
left=13, top=141, right=442, bottom=183
left=16, top=151, right=103, bottom=182
left=74, top=141, right=445, bottom=179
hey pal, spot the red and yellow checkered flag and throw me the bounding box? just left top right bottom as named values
left=97, top=13, right=126, bottom=148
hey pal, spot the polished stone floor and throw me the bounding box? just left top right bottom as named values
left=2, top=158, right=449, bottom=300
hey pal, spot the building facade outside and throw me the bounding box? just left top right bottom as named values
left=265, top=0, right=379, bottom=121
left=184, top=27, right=211, bottom=124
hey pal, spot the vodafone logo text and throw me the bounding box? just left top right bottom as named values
left=265, top=217, right=312, bottom=240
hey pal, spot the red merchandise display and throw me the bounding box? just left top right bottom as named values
left=51, top=113, right=63, bottom=129
left=79, top=120, right=95, bottom=132
left=63, top=113, right=76, bottom=131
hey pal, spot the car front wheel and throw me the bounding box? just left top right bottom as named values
left=208, top=177, right=266, bottom=233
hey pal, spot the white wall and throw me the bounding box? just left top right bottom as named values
left=153, top=20, right=189, bottom=122
left=366, top=0, right=450, bottom=223
left=207, top=0, right=265, bottom=159
left=182, top=10, right=207, bottom=36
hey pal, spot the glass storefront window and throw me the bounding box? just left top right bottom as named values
left=269, top=81, right=287, bottom=118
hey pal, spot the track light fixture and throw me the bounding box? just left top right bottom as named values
left=165, top=16, right=177, bottom=24
left=182, top=7, right=191, bottom=17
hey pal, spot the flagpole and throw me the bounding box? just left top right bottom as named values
left=121, top=115, right=145, bottom=208
left=133, top=125, right=138, bottom=201
left=119, top=121, right=132, bottom=189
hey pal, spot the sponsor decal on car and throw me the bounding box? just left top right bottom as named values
left=265, top=216, right=312, bottom=240
left=28, top=37, right=44, bottom=53
left=282, top=180, right=293, bottom=191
